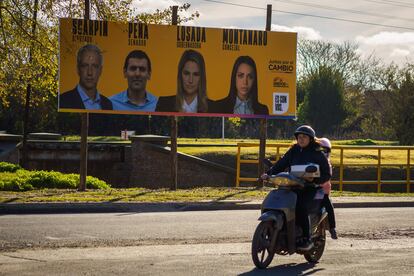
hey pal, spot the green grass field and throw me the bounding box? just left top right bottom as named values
left=61, top=136, right=414, bottom=170
left=177, top=142, right=414, bottom=167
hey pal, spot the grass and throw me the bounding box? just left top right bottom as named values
left=0, top=187, right=412, bottom=204
left=178, top=145, right=414, bottom=167
left=61, top=137, right=411, bottom=165
left=2, top=137, right=411, bottom=202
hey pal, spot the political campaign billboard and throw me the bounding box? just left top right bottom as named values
left=58, top=18, right=297, bottom=118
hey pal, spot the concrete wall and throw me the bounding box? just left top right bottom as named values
left=0, top=134, right=21, bottom=164
left=129, top=136, right=234, bottom=188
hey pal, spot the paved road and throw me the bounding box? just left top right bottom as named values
left=1, top=208, right=413, bottom=275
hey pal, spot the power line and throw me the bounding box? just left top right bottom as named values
left=272, top=0, right=414, bottom=22
left=202, top=0, right=414, bottom=31
left=364, top=0, right=414, bottom=8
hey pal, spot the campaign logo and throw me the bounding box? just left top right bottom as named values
left=273, top=92, right=289, bottom=114
left=273, top=77, right=289, bottom=88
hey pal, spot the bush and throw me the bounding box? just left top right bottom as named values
left=86, top=176, right=109, bottom=189
left=347, top=139, right=376, bottom=145
left=0, top=166, right=110, bottom=191
left=0, top=162, right=21, bottom=172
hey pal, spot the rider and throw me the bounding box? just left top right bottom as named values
left=262, top=125, right=331, bottom=251
left=318, top=137, right=338, bottom=239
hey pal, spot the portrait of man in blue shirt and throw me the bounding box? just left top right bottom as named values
left=110, top=50, right=157, bottom=111
left=59, top=44, right=113, bottom=110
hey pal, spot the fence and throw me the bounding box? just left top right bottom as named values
left=236, top=143, right=413, bottom=192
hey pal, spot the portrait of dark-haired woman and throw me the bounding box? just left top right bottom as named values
left=156, top=49, right=213, bottom=113
left=212, top=56, right=268, bottom=115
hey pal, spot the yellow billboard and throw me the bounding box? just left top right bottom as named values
left=59, top=18, right=297, bottom=118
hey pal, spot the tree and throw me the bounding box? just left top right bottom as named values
left=298, top=66, right=348, bottom=136
left=392, top=68, right=414, bottom=145
left=297, top=39, right=361, bottom=85
left=297, top=39, right=381, bottom=101
left=0, top=1, right=199, bottom=135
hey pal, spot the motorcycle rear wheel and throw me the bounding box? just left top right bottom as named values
left=251, top=221, right=276, bottom=269
left=304, top=224, right=326, bottom=263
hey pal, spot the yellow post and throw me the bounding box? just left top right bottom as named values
left=407, top=149, right=411, bottom=193
left=339, top=148, right=344, bottom=192
left=236, top=145, right=241, bottom=187
left=377, top=149, right=382, bottom=193
left=276, top=145, right=280, bottom=161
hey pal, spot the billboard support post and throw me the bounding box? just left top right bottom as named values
left=79, top=0, right=90, bottom=191
left=170, top=6, right=178, bottom=191
left=222, top=117, right=225, bottom=142
left=257, top=4, right=272, bottom=186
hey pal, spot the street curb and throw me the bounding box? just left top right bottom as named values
left=1, top=200, right=414, bottom=214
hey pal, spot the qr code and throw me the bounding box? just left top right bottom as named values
left=273, top=93, right=289, bottom=114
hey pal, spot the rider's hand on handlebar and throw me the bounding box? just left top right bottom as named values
left=260, top=173, right=270, bottom=181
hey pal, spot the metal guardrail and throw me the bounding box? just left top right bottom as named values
left=236, top=143, right=413, bottom=192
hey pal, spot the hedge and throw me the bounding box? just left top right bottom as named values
left=0, top=162, right=21, bottom=172
left=0, top=163, right=110, bottom=191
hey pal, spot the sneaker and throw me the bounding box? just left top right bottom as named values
left=297, top=239, right=314, bottom=251
left=329, top=228, right=338, bottom=239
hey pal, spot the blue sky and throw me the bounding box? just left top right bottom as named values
left=135, top=0, right=414, bottom=65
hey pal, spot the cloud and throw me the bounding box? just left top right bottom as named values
left=271, top=24, right=322, bottom=40
left=356, top=32, right=414, bottom=45
left=390, top=48, right=410, bottom=57
left=355, top=31, right=414, bottom=64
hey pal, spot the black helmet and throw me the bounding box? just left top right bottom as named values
left=294, top=125, right=316, bottom=139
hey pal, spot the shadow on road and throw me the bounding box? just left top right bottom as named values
left=0, top=200, right=262, bottom=215
left=239, top=262, right=324, bottom=275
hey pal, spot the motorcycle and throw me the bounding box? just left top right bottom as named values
left=251, top=161, right=328, bottom=269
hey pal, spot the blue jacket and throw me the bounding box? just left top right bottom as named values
left=267, top=143, right=331, bottom=185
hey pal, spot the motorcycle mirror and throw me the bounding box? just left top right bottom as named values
left=305, top=165, right=318, bottom=173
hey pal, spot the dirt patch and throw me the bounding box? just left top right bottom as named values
left=340, top=227, right=414, bottom=240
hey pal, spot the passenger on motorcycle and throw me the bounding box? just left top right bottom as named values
left=262, top=125, right=331, bottom=251
left=318, top=137, right=338, bottom=239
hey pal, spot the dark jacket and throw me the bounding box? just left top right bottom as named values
left=155, top=95, right=214, bottom=113
left=210, top=97, right=269, bottom=115
left=59, top=87, right=113, bottom=110
left=267, top=143, right=331, bottom=185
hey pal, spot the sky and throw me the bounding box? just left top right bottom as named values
left=134, top=0, right=414, bottom=66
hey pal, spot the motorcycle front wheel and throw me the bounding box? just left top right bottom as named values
left=251, top=221, right=276, bottom=269
left=304, top=223, right=326, bottom=263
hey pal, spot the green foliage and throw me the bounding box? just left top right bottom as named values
left=0, top=1, right=198, bottom=134
left=0, top=165, right=110, bottom=191
left=228, top=117, right=242, bottom=127
left=298, top=66, right=348, bottom=135
left=85, top=175, right=109, bottom=190
left=393, top=69, right=414, bottom=145
left=0, top=162, right=21, bottom=172
left=135, top=3, right=199, bottom=24
left=346, top=139, right=376, bottom=145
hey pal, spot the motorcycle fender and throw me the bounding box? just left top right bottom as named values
left=259, top=210, right=279, bottom=222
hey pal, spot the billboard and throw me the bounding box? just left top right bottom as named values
left=59, top=18, right=297, bottom=118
